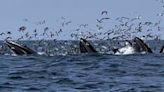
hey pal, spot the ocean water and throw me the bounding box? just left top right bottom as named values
left=0, top=40, right=164, bottom=92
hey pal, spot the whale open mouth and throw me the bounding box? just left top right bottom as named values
left=113, top=37, right=153, bottom=55
left=79, top=38, right=97, bottom=53
left=133, top=37, right=152, bottom=53
left=5, top=40, right=36, bottom=55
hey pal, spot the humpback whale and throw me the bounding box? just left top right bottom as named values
left=133, top=37, right=153, bottom=53
left=160, top=46, right=164, bottom=53
left=5, top=40, right=36, bottom=55
left=113, top=37, right=153, bottom=55
left=79, top=38, right=97, bottom=53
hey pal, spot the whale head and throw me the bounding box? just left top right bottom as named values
left=79, top=38, right=97, bottom=53
left=113, top=37, right=153, bottom=55
left=5, top=40, right=36, bottom=55
left=133, top=37, right=153, bottom=53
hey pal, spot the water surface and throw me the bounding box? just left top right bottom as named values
left=0, top=40, right=164, bottom=92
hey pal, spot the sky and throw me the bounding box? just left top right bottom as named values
left=0, top=0, right=163, bottom=40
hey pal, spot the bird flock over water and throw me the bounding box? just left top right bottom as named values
left=0, top=10, right=162, bottom=42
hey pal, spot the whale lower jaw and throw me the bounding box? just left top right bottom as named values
left=5, top=40, right=36, bottom=55
left=160, top=46, right=164, bottom=53
left=133, top=37, right=153, bottom=53
left=79, top=38, right=97, bottom=53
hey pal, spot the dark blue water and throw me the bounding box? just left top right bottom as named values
left=0, top=40, right=164, bottom=92
left=0, top=54, right=163, bottom=92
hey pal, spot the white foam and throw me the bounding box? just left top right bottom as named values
left=37, top=52, right=46, bottom=55
left=115, top=46, right=135, bottom=55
